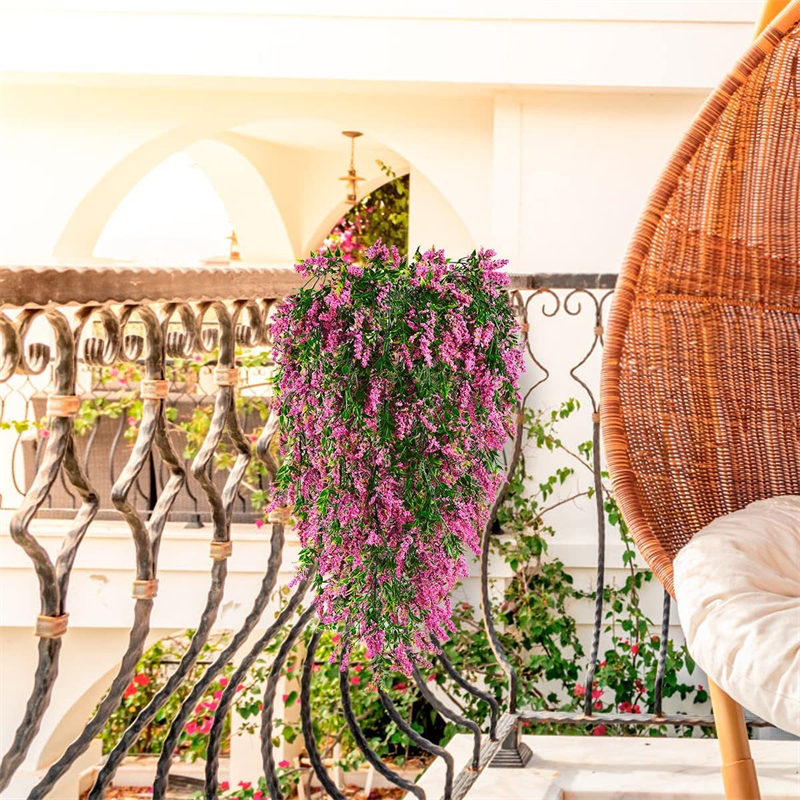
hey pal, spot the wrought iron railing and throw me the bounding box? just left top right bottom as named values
left=0, top=264, right=766, bottom=800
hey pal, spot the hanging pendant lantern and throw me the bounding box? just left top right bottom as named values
left=339, top=131, right=364, bottom=205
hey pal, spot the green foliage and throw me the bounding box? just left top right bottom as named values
left=321, top=161, right=409, bottom=261
left=99, top=631, right=233, bottom=761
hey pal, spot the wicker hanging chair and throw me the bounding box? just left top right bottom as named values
left=601, top=2, right=800, bottom=799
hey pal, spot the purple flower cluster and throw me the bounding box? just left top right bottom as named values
left=269, top=242, right=523, bottom=674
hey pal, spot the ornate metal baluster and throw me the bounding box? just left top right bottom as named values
left=261, top=607, right=316, bottom=800
left=339, top=645, right=425, bottom=800
left=0, top=308, right=101, bottom=791
left=151, top=520, right=285, bottom=800
left=204, top=570, right=315, bottom=800
left=300, top=629, right=347, bottom=800
left=30, top=304, right=188, bottom=799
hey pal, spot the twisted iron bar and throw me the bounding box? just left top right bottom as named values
left=339, top=646, right=425, bottom=800
left=151, top=522, right=286, bottom=800
left=204, top=570, right=315, bottom=799
left=260, top=606, right=317, bottom=800
left=654, top=590, right=671, bottom=718
left=300, top=629, right=347, bottom=800
left=0, top=309, right=100, bottom=791
left=430, top=635, right=499, bottom=741
left=411, top=665, right=481, bottom=771
left=378, top=687, right=455, bottom=800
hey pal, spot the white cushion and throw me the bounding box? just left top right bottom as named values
left=674, top=495, right=800, bottom=735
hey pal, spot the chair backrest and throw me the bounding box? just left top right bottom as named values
left=601, top=2, right=800, bottom=597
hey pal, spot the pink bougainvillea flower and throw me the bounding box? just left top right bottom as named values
left=39, top=428, right=50, bottom=439
left=282, top=694, right=289, bottom=703
left=254, top=518, right=264, bottom=529
left=573, top=684, right=586, bottom=698
left=427, top=674, right=436, bottom=682
left=123, top=683, right=137, bottom=699
left=213, top=690, right=222, bottom=700
left=254, top=792, right=264, bottom=800
left=238, top=782, right=251, bottom=790
left=219, top=781, right=230, bottom=791
left=630, top=643, right=640, bottom=655
left=278, top=760, right=291, bottom=769
left=592, top=724, right=607, bottom=736
left=592, top=688, right=603, bottom=700
left=350, top=676, right=360, bottom=686
left=331, top=634, right=341, bottom=645
left=133, top=673, right=150, bottom=687
left=594, top=701, right=603, bottom=710
left=185, top=721, right=197, bottom=735
left=219, top=678, right=229, bottom=687
left=269, top=245, right=522, bottom=674
left=237, top=683, right=245, bottom=692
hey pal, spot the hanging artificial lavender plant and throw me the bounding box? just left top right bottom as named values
left=269, top=241, right=523, bottom=675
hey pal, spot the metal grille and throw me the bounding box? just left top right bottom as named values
left=0, top=265, right=746, bottom=800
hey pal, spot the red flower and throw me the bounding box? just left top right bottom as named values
left=573, top=683, right=586, bottom=697
left=592, top=688, right=603, bottom=700
left=651, top=635, right=659, bottom=643
left=213, top=690, right=222, bottom=700
left=219, top=781, right=229, bottom=791
left=697, top=684, right=704, bottom=691
left=594, top=701, right=602, bottom=710
left=592, top=724, right=607, bottom=736
left=133, top=673, right=150, bottom=687
left=630, top=644, right=640, bottom=655
left=185, top=721, right=197, bottom=734
left=619, top=701, right=632, bottom=713
left=237, top=684, right=245, bottom=692
left=427, top=674, right=436, bottom=682
left=350, top=676, right=360, bottom=685
left=219, top=677, right=229, bottom=687
left=331, top=634, right=341, bottom=644
left=255, top=519, right=264, bottom=529
left=278, top=759, right=291, bottom=768
left=282, top=694, right=289, bottom=703
left=123, top=683, right=137, bottom=699
left=631, top=704, right=641, bottom=714
left=354, top=665, right=363, bottom=673
left=393, top=682, right=408, bottom=693
left=238, top=781, right=251, bottom=789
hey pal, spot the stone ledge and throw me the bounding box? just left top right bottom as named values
left=415, top=734, right=800, bottom=800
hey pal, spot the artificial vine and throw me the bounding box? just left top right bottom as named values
left=269, top=243, right=523, bottom=674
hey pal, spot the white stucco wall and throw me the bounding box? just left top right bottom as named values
left=0, top=1, right=773, bottom=795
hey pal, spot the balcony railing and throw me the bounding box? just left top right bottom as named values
left=0, top=263, right=767, bottom=800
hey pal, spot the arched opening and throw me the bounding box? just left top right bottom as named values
left=93, top=153, right=232, bottom=265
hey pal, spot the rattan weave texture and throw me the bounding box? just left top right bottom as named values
left=602, top=2, right=800, bottom=598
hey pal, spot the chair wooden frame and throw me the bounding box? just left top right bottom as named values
left=601, top=2, right=800, bottom=798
